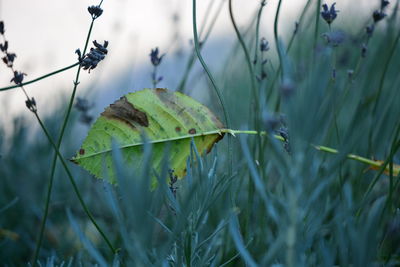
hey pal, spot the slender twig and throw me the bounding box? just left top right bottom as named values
left=33, top=4, right=116, bottom=263
left=33, top=111, right=116, bottom=254
left=177, top=0, right=225, bottom=93
left=192, top=0, right=232, bottom=175
left=313, top=0, right=322, bottom=52
left=253, top=0, right=267, bottom=65
left=273, top=0, right=283, bottom=112
left=274, top=0, right=284, bottom=81
left=265, top=0, right=313, bottom=103
left=0, top=62, right=79, bottom=91
left=228, top=0, right=259, bottom=120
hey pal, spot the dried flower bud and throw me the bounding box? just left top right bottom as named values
left=0, top=21, right=4, bottom=35
left=75, top=49, right=82, bottom=61
left=10, top=71, right=26, bottom=85
left=361, top=43, right=367, bottom=58
left=149, top=47, right=165, bottom=66
left=321, top=3, right=339, bottom=25
left=2, top=52, right=17, bottom=67
left=25, top=97, right=37, bottom=112
left=0, top=41, right=8, bottom=52
left=276, top=127, right=291, bottom=154
left=88, top=5, right=103, bottom=19
left=381, top=0, right=390, bottom=9
left=373, top=10, right=386, bottom=23
left=260, top=37, right=270, bottom=52
left=93, top=40, right=108, bottom=54
left=366, top=24, right=375, bottom=37
left=80, top=40, right=109, bottom=72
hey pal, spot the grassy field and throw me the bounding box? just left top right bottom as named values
left=1, top=0, right=400, bottom=266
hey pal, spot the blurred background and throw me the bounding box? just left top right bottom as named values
left=0, top=0, right=377, bottom=126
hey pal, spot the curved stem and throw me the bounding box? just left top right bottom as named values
left=33, top=17, right=115, bottom=263
left=265, top=0, right=313, bottom=104
left=192, top=0, right=232, bottom=175
left=0, top=62, right=79, bottom=91
left=274, top=0, right=283, bottom=81
left=273, top=0, right=283, bottom=112
left=228, top=0, right=259, bottom=119
left=33, top=111, right=116, bottom=254
left=253, top=0, right=267, bottom=65
left=223, top=129, right=399, bottom=176
left=177, top=0, right=225, bottom=93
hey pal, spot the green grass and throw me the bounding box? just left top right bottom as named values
left=1, top=0, right=400, bottom=266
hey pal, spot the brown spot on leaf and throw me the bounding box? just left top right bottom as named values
left=188, top=128, right=196, bottom=134
left=175, top=126, right=181, bottom=132
left=101, top=96, right=149, bottom=128
left=155, top=88, right=167, bottom=94
left=205, top=132, right=225, bottom=153
left=79, top=149, right=85, bottom=155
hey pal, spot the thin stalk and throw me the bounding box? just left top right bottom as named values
left=274, top=0, right=283, bottom=81
left=228, top=129, right=398, bottom=176
left=33, top=111, right=116, bottom=254
left=33, top=17, right=110, bottom=263
left=228, top=0, right=260, bottom=125
left=0, top=62, right=79, bottom=91
left=177, top=0, right=224, bottom=93
left=253, top=0, right=267, bottom=65
left=273, top=0, right=283, bottom=112
left=313, top=0, right=321, bottom=52
left=192, top=0, right=232, bottom=175
left=265, top=0, right=313, bottom=103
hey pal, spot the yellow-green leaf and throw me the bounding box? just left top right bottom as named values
left=72, top=88, right=225, bottom=186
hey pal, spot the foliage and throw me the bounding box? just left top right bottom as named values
left=1, top=0, right=400, bottom=266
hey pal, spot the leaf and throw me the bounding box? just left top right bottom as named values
left=72, top=88, right=225, bottom=186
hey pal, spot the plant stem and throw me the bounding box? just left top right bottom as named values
left=0, top=62, right=79, bottom=91
left=177, top=0, right=224, bottom=93
left=192, top=0, right=232, bottom=176
left=33, top=16, right=115, bottom=263
left=273, top=0, right=283, bottom=112
left=33, top=111, right=116, bottom=254
left=228, top=0, right=260, bottom=130
left=253, top=1, right=267, bottom=65
left=224, top=129, right=398, bottom=176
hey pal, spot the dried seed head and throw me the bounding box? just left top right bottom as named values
left=361, top=43, right=368, bottom=58
left=88, top=5, right=103, bottom=19
left=381, top=0, right=390, bottom=9
left=366, top=24, right=375, bottom=37
left=10, top=71, right=26, bottom=85
left=80, top=40, right=109, bottom=72
left=25, top=97, right=37, bottom=112
left=260, top=37, right=270, bottom=52
left=0, top=41, right=8, bottom=52
left=2, top=52, right=17, bottom=67
left=373, top=10, right=386, bottom=23
left=321, top=3, right=339, bottom=25
left=149, top=47, right=165, bottom=66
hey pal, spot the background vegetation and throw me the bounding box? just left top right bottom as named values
left=1, top=0, right=400, bottom=266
